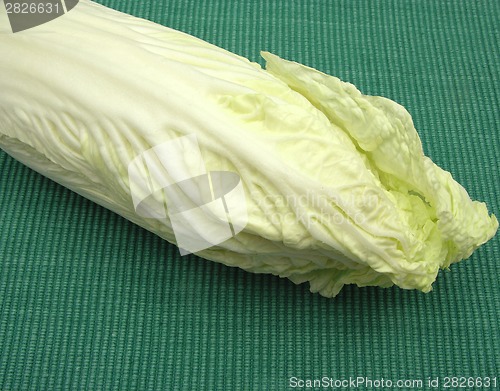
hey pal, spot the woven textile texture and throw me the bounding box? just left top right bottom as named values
left=0, top=0, right=498, bottom=390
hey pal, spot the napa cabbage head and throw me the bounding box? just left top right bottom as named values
left=0, top=0, right=497, bottom=297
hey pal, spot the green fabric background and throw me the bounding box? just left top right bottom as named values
left=1, top=0, right=499, bottom=390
